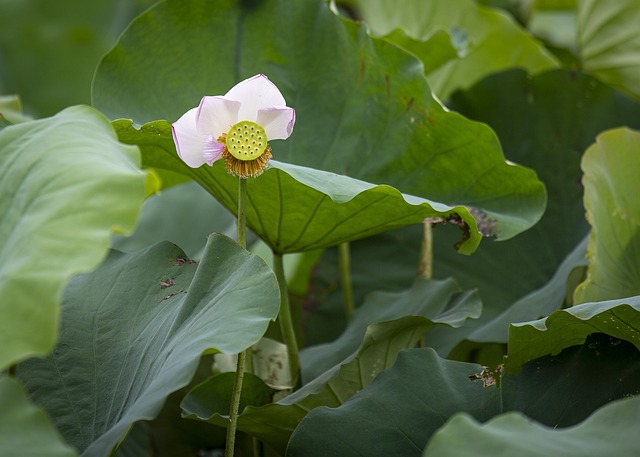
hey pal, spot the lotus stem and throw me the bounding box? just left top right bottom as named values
left=273, top=252, right=300, bottom=387
left=339, top=242, right=355, bottom=319
left=225, top=177, right=248, bottom=457
left=418, top=219, right=433, bottom=280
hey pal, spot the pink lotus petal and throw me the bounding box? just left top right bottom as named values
left=196, top=96, right=241, bottom=137
left=226, top=74, right=288, bottom=122
left=172, top=107, right=207, bottom=168
left=257, top=106, right=296, bottom=140
left=202, top=134, right=225, bottom=166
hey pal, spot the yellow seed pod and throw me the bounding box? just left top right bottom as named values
left=226, top=121, right=268, bottom=161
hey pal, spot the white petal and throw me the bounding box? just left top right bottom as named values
left=226, top=74, right=288, bottom=121
left=196, top=96, right=241, bottom=136
left=257, top=107, right=296, bottom=140
left=172, top=107, right=207, bottom=168
left=202, top=135, right=225, bottom=166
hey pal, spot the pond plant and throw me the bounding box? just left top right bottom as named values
left=1, top=0, right=639, bottom=456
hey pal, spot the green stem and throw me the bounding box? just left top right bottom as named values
left=225, top=177, right=248, bottom=457
left=339, top=242, right=354, bottom=319
left=417, top=220, right=433, bottom=280
left=225, top=351, right=246, bottom=457
left=273, top=252, right=300, bottom=387
left=237, top=178, right=247, bottom=249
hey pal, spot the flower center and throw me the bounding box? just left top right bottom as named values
left=225, top=121, right=268, bottom=161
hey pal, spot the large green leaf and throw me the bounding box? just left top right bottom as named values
left=574, top=128, right=640, bottom=303
left=577, top=0, right=640, bottom=99
left=0, top=376, right=77, bottom=457
left=286, top=348, right=501, bottom=457
left=506, top=296, right=640, bottom=371
left=113, top=120, right=484, bottom=254
left=345, top=0, right=558, bottom=100
left=0, top=105, right=155, bottom=371
left=17, top=235, right=280, bottom=457
left=423, top=395, right=640, bottom=457
left=182, top=316, right=451, bottom=454
left=300, top=278, right=481, bottom=382
left=94, top=0, right=547, bottom=248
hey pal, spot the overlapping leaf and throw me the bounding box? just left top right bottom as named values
left=344, top=0, right=558, bottom=99
left=0, top=105, right=155, bottom=370
left=182, top=310, right=479, bottom=455
left=300, top=278, right=481, bottom=382
left=578, top=0, right=640, bottom=99
left=17, top=235, right=280, bottom=457
left=95, top=0, right=547, bottom=255
left=287, top=348, right=501, bottom=456
left=574, top=128, right=640, bottom=303
left=113, top=120, right=483, bottom=254
left=506, top=296, right=640, bottom=371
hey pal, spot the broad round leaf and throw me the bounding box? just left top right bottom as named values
left=0, top=105, right=155, bottom=370
left=0, top=376, right=76, bottom=457
left=424, top=396, right=640, bottom=457
left=17, top=235, right=280, bottom=457
left=94, top=0, right=547, bottom=251
left=574, top=128, right=640, bottom=303
left=113, top=119, right=483, bottom=254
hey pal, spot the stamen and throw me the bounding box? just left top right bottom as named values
left=222, top=144, right=272, bottom=178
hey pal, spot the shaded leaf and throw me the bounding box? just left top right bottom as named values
left=17, top=235, right=280, bottom=457
left=287, top=348, right=501, bottom=457
left=469, top=234, right=588, bottom=342
left=423, top=396, right=640, bottom=457
left=0, top=105, right=155, bottom=370
left=502, top=333, right=640, bottom=427
left=574, top=128, right=640, bottom=303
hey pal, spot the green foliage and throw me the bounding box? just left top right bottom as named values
left=345, top=0, right=558, bottom=99
left=96, top=0, right=547, bottom=245
left=578, top=0, right=640, bottom=99
left=507, top=297, right=640, bottom=371
left=17, top=235, right=279, bottom=456
left=0, top=105, right=155, bottom=371
left=2, top=0, right=640, bottom=455
left=287, top=348, right=502, bottom=456
left=574, top=128, right=640, bottom=303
